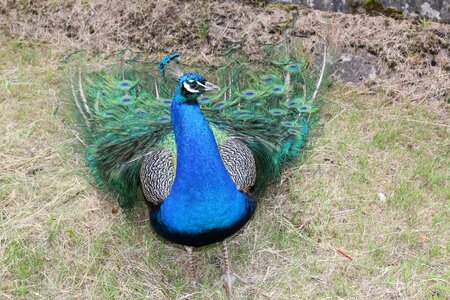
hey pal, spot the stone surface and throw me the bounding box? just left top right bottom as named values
left=330, top=50, right=390, bottom=84
left=273, top=0, right=450, bottom=22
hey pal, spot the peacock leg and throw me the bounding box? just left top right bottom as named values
left=184, top=246, right=200, bottom=288
left=222, top=240, right=235, bottom=297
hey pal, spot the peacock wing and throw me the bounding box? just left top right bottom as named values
left=140, top=148, right=175, bottom=206
left=218, top=139, right=256, bottom=192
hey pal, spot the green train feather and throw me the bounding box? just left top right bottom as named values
left=68, top=44, right=327, bottom=208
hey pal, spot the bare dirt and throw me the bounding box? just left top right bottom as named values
left=1, top=0, right=449, bottom=102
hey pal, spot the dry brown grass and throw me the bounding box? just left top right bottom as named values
left=1, top=0, right=449, bottom=102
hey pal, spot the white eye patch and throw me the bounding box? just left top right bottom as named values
left=183, top=81, right=200, bottom=93
left=195, top=81, right=207, bottom=88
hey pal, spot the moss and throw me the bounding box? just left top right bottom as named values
left=268, top=3, right=300, bottom=12
left=242, top=0, right=268, bottom=7
left=350, top=0, right=403, bottom=19
left=363, top=0, right=385, bottom=14
left=350, top=1, right=362, bottom=14
left=382, top=7, right=404, bottom=19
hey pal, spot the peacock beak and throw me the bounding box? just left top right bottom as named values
left=203, top=81, right=220, bottom=91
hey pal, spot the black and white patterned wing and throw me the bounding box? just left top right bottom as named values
left=219, top=139, right=256, bottom=192
left=140, top=149, right=174, bottom=205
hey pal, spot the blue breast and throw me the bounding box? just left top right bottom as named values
left=151, top=192, right=256, bottom=247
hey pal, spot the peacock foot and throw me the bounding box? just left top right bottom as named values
left=222, top=272, right=236, bottom=297
left=221, top=240, right=254, bottom=298
left=222, top=272, right=251, bottom=296
left=225, top=272, right=250, bottom=284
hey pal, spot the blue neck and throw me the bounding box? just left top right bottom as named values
left=170, top=96, right=236, bottom=194
left=155, top=89, right=250, bottom=236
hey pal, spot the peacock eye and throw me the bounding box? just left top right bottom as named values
left=182, top=80, right=200, bottom=93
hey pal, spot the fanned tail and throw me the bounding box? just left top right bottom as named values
left=67, top=43, right=328, bottom=207
left=68, top=54, right=176, bottom=208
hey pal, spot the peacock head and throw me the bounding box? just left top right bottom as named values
left=159, top=53, right=220, bottom=103
left=177, top=73, right=220, bottom=102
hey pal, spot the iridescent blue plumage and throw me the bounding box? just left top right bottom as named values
left=150, top=73, right=256, bottom=246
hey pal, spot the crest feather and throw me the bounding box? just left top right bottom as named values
left=158, top=52, right=184, bottom=79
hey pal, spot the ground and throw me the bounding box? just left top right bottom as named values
left=0, top=1, right=449, bottom=299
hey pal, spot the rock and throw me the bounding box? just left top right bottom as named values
left=272, top=0, right=450, bottom=22
left=331, top=50, right=390, bottom=83
left=377, top=192, right=387, bottom=203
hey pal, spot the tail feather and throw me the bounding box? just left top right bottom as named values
left=67, top=43, right=328, bottom=207
left=200, top=43, right=327, bottom=193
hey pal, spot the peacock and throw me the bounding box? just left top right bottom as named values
left=69, top=43, right=327, bottom=296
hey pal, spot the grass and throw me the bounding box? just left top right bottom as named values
left=0, top=34, right=449, bottom=299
